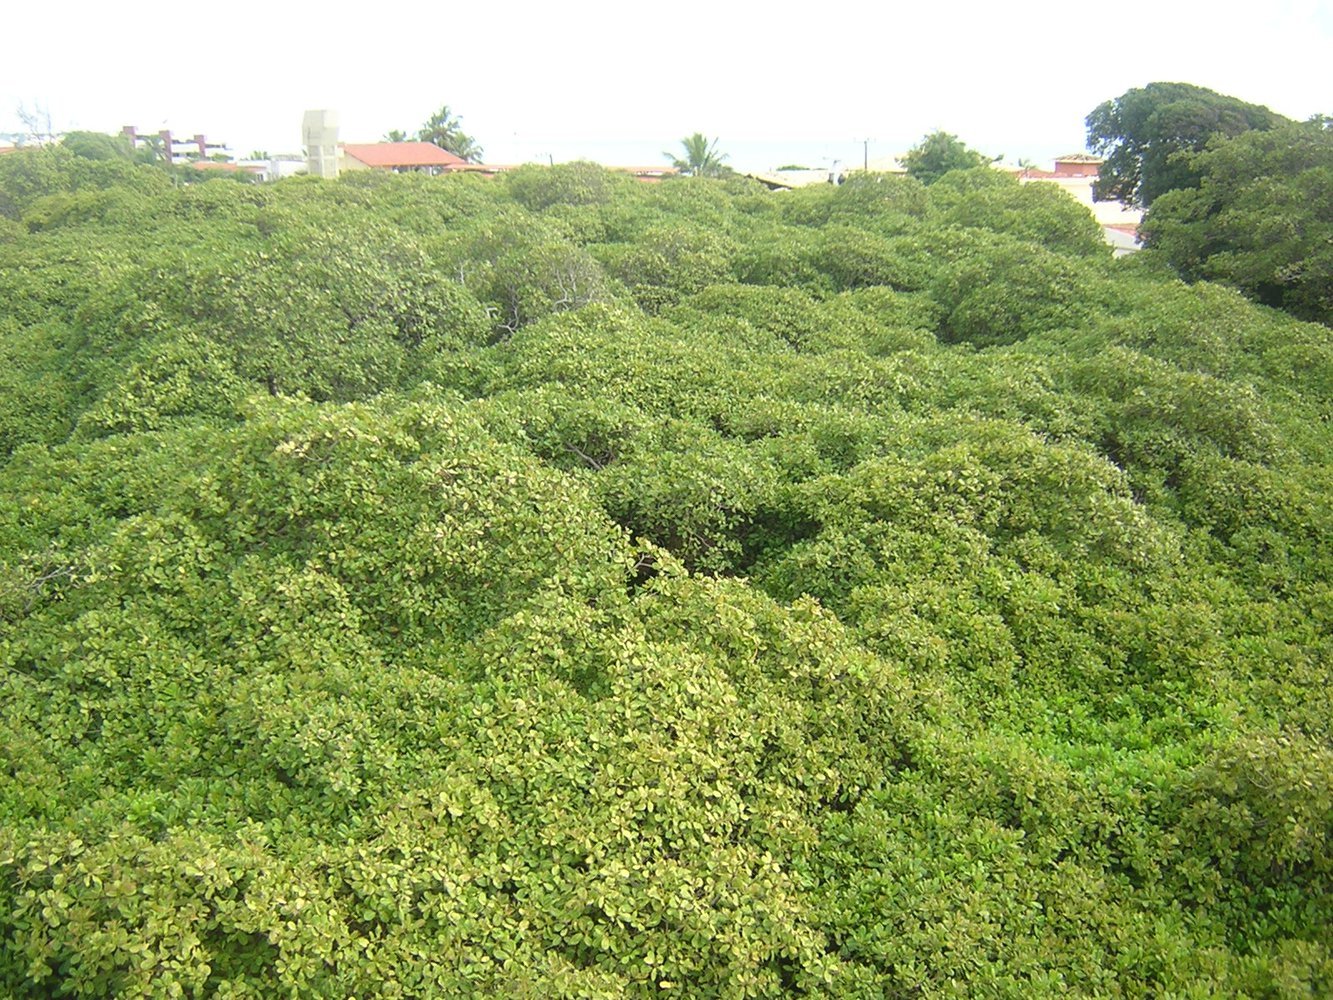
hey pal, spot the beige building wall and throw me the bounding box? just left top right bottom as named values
left=338, top=151, right=369, bottom=172
left=1027, top=175, right=1142, bottom=227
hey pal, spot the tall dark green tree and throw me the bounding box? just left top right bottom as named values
left=1086, top=82, right=1288, bottom=207
left=60, top=131, right=133, bottom=161
left=900, top=131, right=990, bottom=185
left=1142, top=115, right=1333, bottom=325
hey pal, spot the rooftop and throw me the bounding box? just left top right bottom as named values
left=342, top=142, right=467, bottom=169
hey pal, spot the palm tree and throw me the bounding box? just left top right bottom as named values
left=665, top=133, right=729, bottom=177
left=417, top=105, right=484, bottom=163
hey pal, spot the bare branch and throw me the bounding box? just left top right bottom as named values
left=563, top=442, right=607, bottom=470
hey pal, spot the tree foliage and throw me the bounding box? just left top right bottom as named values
left=417, top=104, right=483, bottom=162
left=1086, top=81, right=1289, bottom=208
left=60, top=131, right=133, bottom=161
left=0, top=125, right=1330, bottom=997
left=1142, top=116, right=1333, bottom=325
left=900, top=130, right=990, bottom=185
left=665, top=133, right=729, bottom=177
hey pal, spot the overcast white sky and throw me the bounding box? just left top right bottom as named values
left=3, top=1, right=1329, bottom=170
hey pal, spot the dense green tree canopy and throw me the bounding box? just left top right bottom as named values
left=900, top=130, right=990, bottom=185
left=1142, top=115, right=1333, bottom=325
left=59, top=131, right=133, bottom=161
left=0, top=146, right=1330, bottom=997
left=1086, top=81, right=1289, bottom=207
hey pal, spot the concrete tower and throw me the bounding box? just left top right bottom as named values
left=302, top=110, right=340, bottom=179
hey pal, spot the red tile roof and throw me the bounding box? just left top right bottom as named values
left=342, top=142, right=466, bottom=168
